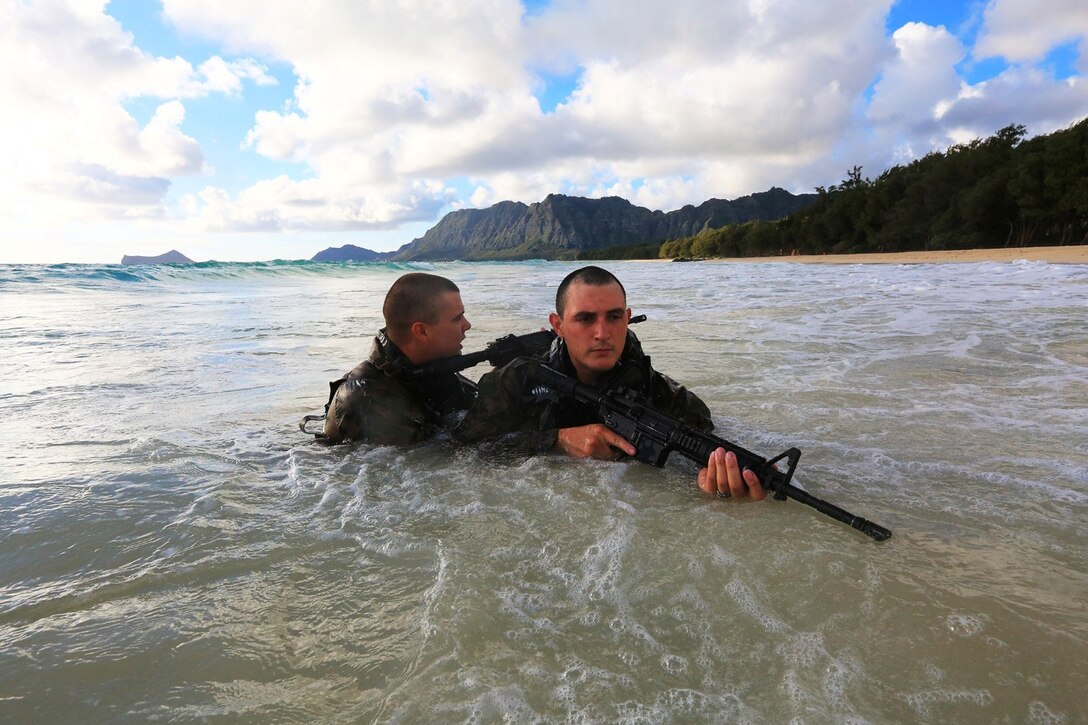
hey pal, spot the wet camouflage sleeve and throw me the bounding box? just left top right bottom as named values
left=645, top=371, right=715, bottom=432
left=451, top=359, right=558, bottom=455
left=323, top=376, right=430, bottom=445
left=453, top=358, right=716, bottom=456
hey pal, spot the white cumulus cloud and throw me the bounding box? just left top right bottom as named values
left=0, top=0, right=272, bottom=228
left=975, top=0, right=1088, bottom=63
left=3, top=0, right=1088, bottom=261
left=164, top=0, right=899, bottom=229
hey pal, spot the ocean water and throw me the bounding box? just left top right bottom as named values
left=1, top=258, right=1085, bottom=723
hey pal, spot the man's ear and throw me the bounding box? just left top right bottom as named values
left=548, top=312, right=562, bottom=337
left=409, top=320, right=429, bottom=342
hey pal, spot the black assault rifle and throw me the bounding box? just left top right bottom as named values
left=528, top=362, right=892, bottom=542
left=299, top=316, right=647, bottom=434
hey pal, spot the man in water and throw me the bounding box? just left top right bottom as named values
left=453, top=266, right=766, bottom=499
left=322, top=272, right=477, bottom=445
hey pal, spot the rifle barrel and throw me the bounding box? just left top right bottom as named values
left=666, top=421, right=892, bottom=541
left=531, top=363, right=892, bottom=542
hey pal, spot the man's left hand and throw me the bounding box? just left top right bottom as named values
left=697, top=448, right=765, bottom=500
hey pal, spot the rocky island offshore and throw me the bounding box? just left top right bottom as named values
left=121, top=250, right=194, bottom=264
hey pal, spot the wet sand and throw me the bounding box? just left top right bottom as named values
left=706, top=245, right=1088, bottom=264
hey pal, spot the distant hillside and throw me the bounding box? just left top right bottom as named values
left=661, top=118, right=1088, bottom=259
left=121, top=250, right=193, bottom=264
left=311, top=244, right=390, bottom=262
left=391, top=188, right=816, bottom=261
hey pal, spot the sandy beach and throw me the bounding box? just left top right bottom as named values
left=708, top=245, right=1088, bottom=265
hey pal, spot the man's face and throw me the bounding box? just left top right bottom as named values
left=550, top=281, right=630, bottom=383
left=422, top=291, right=471, bottom=360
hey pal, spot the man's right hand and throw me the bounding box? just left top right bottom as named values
left=556, top=424, right=637, bottom=460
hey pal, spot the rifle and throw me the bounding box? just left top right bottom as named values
left=409, top=314, right=647, bottom=378
left=299, top=316, right=647, bottom=435
left=528, top=362, right=892, bottom=542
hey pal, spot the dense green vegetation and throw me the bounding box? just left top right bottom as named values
left=652, top=117, right=1087, bottom=260
left=573, top=242, right=663, bottom=260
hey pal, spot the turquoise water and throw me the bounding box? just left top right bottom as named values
left=1, top=259, right=1086, bottom=722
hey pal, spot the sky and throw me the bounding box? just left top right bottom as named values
left=1, top=0, right=1086, bottom=264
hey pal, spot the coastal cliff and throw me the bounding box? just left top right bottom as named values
left=391, top=188, right=816, bottom=261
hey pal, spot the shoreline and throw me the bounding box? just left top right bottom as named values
left=687, top=245, right=1088, bottom=265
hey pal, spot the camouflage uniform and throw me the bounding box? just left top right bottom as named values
left=452, top=330, right=713, bottom=454
left=322, top=330, right=477, bottom=445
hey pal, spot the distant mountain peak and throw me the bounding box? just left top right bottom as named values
left=391, top=188, right=817, bottom=261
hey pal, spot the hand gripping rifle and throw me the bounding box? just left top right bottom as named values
left=528, top=362, right=892, bottom=542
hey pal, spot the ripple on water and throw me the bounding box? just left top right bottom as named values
left=2, top=260, right=1086, bottom=722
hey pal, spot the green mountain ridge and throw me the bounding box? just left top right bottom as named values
left=388, top=187, right=817, bottom=261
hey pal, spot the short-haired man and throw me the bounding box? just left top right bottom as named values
left=453, top=266, right=765, bottom=499
left=323, top=272, right=477, bottom=445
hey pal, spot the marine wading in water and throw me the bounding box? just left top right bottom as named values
left=298, top=272, right=572, bottom=444
left=303, top=273, right=476, bottom=445
left=301, top=268, right=890, bottom=539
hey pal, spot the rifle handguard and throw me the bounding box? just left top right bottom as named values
left=529, top=363, right=892, bottom=542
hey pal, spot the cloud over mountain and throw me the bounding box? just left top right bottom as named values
left=1, top=0, right=1086, bottom=262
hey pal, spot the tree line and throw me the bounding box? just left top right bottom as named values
left=650, top=117, right=1088, bottom=260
